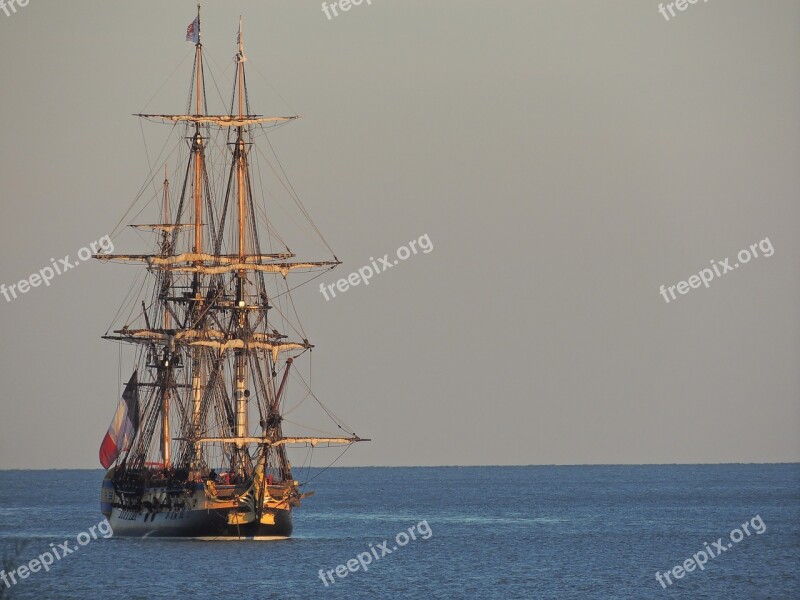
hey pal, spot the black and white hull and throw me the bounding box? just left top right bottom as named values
left=108, top=505, right=293, bottom=539
left=102, top=478, right=295, bottom=539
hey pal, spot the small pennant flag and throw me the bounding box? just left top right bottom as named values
left=186, top=16, right=200, bottom=44
left=99, top=372, right=140, bottom=469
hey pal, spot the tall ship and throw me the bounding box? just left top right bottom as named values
left=95, top=4, right=367, bottom=539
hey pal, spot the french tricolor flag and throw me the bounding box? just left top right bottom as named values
left=99, top=372, right=140, bottom=469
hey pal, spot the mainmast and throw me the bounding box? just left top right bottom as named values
left=191, top=0, right=205, bottom=474
left=234, top=17, right=249, bottom=469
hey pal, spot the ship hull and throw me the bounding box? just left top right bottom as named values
left=108, top=505, right=293, bottom=539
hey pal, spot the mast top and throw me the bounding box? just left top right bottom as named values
left=185, top=2, right=202, bottom=49
left=197, top=2, right=202, bottom=45
left=236, top=16, right=247, bottom=64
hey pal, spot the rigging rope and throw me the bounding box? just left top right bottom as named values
left=299, top=444, right=352, bottom=488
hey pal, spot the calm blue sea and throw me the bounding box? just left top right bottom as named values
left=0, top=465, right=798, bottom=599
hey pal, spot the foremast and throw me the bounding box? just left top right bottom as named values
left=233, top=17, right=249, bottom=474
left=190, top=0, right=205, bottom=477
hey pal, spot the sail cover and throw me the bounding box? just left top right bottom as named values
left=99, top=372, right=140, bottom=469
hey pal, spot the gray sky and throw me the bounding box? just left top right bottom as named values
left=1, top=0, right=798, bottom=469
